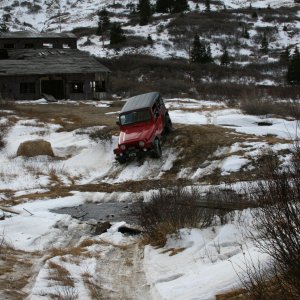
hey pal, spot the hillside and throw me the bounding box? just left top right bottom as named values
left=0, top=1, right=300, bottom=300
left=1, top=0, right=299, bottom=98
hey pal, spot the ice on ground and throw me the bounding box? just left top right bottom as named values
left=0, top=193, right=90, bottom=251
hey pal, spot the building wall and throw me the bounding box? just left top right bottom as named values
left=0, top=38, right=77, bottom=50
left=0, top=73, right=109, bottom=101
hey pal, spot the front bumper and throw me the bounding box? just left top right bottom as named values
left=114, top=145, right=150, bottom=160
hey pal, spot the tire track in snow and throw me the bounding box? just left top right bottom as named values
left=94, top=243, right=151, bottom=300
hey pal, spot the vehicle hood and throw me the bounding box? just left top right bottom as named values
left=119, top=123, right=154, bottom=144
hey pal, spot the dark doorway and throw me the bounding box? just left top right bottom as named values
left=41, top=80, right=64, bottom=99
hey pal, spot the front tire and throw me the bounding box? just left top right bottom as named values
left=152, top=138, right=162, bottom=158
left=116, top=156, right=126, bottom=164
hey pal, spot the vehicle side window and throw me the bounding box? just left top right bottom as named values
left=159, top=97, right=164, bottom=108
left=152, top=103, right=159, bottom=115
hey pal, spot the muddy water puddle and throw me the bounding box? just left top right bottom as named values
left=52, top=202, right=139, bottom=225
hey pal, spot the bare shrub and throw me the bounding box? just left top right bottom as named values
left=238, top=145, right=300, bottom=298
left=136, top=185, right=216, bottom=247
left=89, top=127, right=113, bottom=144
left=0, top=121, right=10, bottom=151
left=0, top=99, right=15, bottom=110
left=71, top=27, right=97, bottom=37
left=0, top=231, right=14, bottom=254
left=240, top=98, right=300, bottom=120
left=99, top=53, right=298, bottom=100
left=107, top=35, right=152, bottom=50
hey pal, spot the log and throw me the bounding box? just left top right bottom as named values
left=0, top=206, right=21, bottom=215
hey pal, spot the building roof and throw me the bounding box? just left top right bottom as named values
left=0, top=31, right=77, bottom=39
left=120, top=92, right=160, bottom=113
left=0, top=49, right=110, bottom=76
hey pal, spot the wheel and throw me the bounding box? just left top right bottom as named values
left=116, top=156, right=126, bottom=164
left=152, top=138, right=162, bottom=158
left=164, top=117, right=173, bottom=134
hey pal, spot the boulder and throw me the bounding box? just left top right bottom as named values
left=17, top=139, right=54, bottom=157
left=94, top=221, right=111, bottom=235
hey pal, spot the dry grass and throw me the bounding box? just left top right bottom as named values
left=13, top=102, right=122, bottom=131
left=161, top=247, right=186, bottom=256
left=82, top=271, right=103, bottom=299
left=162, top=124, right=251, bottom=178
left=216, top=289, right=248, bottom=300
left=0, top=242, right=39, bottom=300
left=240, top=99, right=300, bottom=120
left=47, top=261, right=74, bottom=287
left=47, top=246, right=85, bottom=260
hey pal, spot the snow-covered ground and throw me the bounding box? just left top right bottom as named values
left=1, top=0, right=299, bottom=62
left=0, top=98, right=298, bottom=299
left=0, top=0, right=299, bottom=297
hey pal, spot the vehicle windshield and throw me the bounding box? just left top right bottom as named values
left=120, top=109, right=152, bottom=126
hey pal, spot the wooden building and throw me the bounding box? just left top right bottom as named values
left=0, top=31, right=110, bottom=100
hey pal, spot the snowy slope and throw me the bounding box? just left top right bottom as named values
left=222, top=0, right=296, bottom=8
left=0, top=0, right=299, bottom=60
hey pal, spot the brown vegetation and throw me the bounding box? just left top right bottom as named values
left=235, top=145, right=300, bottom=299
left=13, top=102, right=122, bottom=131
left=135, top=185, right=248, bottom=247
left=240, top=99, right=300, bottom=120
left=0, top=238, right=39, bottom=300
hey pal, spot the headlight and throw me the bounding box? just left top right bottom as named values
left=139, top=141, right=145, bottom=147
left=120, top=144, right=126, bottom=150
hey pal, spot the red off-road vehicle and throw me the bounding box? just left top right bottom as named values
left=114, top=92, right=172, bottom=164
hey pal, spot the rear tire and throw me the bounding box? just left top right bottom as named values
left=152, top=138, right=162, bottom=158
left=164, top=117, right=172, bottom=134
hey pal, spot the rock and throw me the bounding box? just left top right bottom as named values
left=17, top=139, right=54, bottom=157
left=118, top=225, right=142, bottom=235
left=94, top=221, right=111, bottom=235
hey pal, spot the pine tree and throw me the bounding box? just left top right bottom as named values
left=172, top=0, right=189, bottom=13
left=220, top=46, right=230, bottom=66
left=191, top=34, right=203, bottom=63
left=280, top=47, right=290, bottom=63
left=110, top=23, right=126, bottom=45
left=205, top=0, right=210, bottom=13
left=97, top=9, right=110, bottom=37
left=260, top=33, right=269, bottom=54
left=205, top=44, right=213, bottom=63
left=156, top=0, right=173, bottom=13
left=0, top=17, right=8, bottom=33
left=242, top=26, right=250, bottom=39
left=139, top=0, right=152, bottom=26
left=252, top=11, right=258, bottom=19
left=287, top=47, right=300, bottom=84
left=147, top=34, right=153, bottom=45
left=191, top=35, right=209, bottom=64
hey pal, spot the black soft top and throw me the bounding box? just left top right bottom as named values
left=120, top=92, right=160, bottom=114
